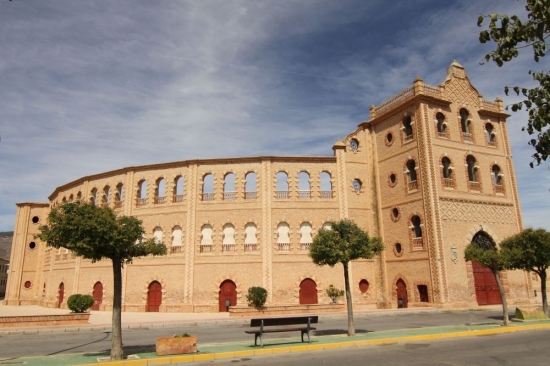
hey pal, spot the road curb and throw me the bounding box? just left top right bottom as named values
left=76, top=322, right=550, bottom=366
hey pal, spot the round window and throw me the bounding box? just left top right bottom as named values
left=395, top=243, right=402, bottom=253
left=393, top=242, right=404, bottom=257
left=24, top=281, right=32, bottom=289
left=32, top=216, right=40, bottom=224
left=385, top=132, right=394, bottom=146
left=29, top=242, right=36, bottom=249
left=352, top=179, right=362, bottom=192
left=388, top=173, right=398, bottom=187
left=349, top=139, right=359, bottom=151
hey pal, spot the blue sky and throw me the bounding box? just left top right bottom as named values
left=1, top=0, right=548, bottom=231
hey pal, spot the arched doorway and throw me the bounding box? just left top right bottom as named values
left=299, top=278, right=318, bottom=305
left=396, top=279, right=408, bottom=308
left=472, top=260, right=502, bottom=305
left=58, top=282, right=65, bottom=308
left=471, top=231, right=502, bottom=306
left=92, top=282, right=103, bottom=311
left=147, top=281, right=162, bottom=312
left=219, top=280, right=237, bottom=312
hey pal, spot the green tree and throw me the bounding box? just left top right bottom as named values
left=500, top=228, right=550, bottom=317
left=309, top=219, right=383, bottom=336
left=464, top=241, right=510, bottom=326
left=36, top=201, right=167, bottom=360
left=478, top=0, right=550, bottom=167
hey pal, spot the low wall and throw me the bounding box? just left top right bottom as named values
left=229, top=303, right=346, bottom=317
left=0, top=313, right=90, bottom=328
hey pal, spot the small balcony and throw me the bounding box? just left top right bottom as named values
left=224, top=191, right=236, bottom=200
left=320, top=191, right=333, bottom=198
left=300, top=243, right=311, bottom=251
left=245, top=191, right=257, bottom=199
left=443, top=178, right=454, bottom=188
left=408, top=180, right=418, bottom=191
left=404, top=133, right=413, bottom=142
left=244, top=243, right=258, bottom=252
left=170, top=246, right=183, bottom=254
left=495, top=184, right=505, bottom=194
left=222, top=244, right=236, bottom=252
left=277, top=243, right=290, bottom=251
left=173, top=194, right=184, bottom=203
left=298, top=190, right=311, bottom=199
left=276, top=191, right=289, bottom=199
left=412, top=237, right=424, bottom=251
left=468, top=181, right=481, bottom=191
left=136, top=198, right=147, bottom=206
left=462, top=132, right=473, bottom=143
left=202, top=193, right=214, bottom=201
left=114, top=200, right=123, bottom=209
left=154, top=196, right=166, bottom=204
left=200, top=244, right=213, bottom=253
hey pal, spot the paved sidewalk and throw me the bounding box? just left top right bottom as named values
left=1, top=319, right=549, bottom=366
left=2, top=303, right=548, bottom=366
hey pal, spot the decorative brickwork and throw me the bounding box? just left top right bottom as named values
left=440, top=198, right=515, bottom=224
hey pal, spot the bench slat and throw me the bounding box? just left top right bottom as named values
left=249, top=316, right=318, bottom=327
left=246, top=326, right=316, bottom=334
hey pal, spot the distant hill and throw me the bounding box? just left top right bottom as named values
left=0, top=232, right=13, bottom=260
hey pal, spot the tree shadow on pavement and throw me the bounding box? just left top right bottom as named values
left=314, top=329, right=371, bottom=336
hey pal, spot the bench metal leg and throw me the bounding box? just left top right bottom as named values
left=301, top=330, right=311, bottom=343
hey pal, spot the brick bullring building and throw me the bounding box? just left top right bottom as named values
left=5, top=62, right=533, bottom=312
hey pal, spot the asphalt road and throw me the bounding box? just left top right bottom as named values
left=190, top=329, right=550, bottom=366
left=0, top=309, right=513, bottom=358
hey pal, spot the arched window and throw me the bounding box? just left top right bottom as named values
left=298, top=171, right=311, bottom=198
left=466, top=155, right=480, bottom=190
left=137, top=180, right=147, bottom=205
left=174, top=176, right=184, bottom=202
left=320, top=172, right=332, bottom=198
left=492, top=165, right=504, bottom=194
left=245, top=172, right=257, bottom=199
left=276, top=172, right=289, bottom=199
left=411, top=215, right=423, bottom=250
left=436, top=112, right=447, bottom=136
left=62, top=196, right=67, bottom=203
left=222, top=224, right=236, bottom=252
left=486, top=123, right=496, bottom=146
left=460, top=108, right=473, bottom=142
left=76, top=191, right=82, bottom=201
left=224, top=173, right=236, bottom=200
left=406, top=160, right=418, bottom=191
left=200, top=224, right=213, bottom=252
left=153, top=226, right=163, bottom=244
left=102, top=186, right=110, bottom=206
left=299, top=222, right=312, bottom=250
left=202, top=174, right=214, bottom=201
left=155, top=178, right=166, bottom=204
left=441, top=157, right=454, bottom=188
left=277, top=222, right=290, bottom=251
left=244, top=223, right=257, bottom=252
left=68, top=194, right=74, bottom=202
left=402, top=116, right=413, bottom=141
left=115, top=183, right=124, bottom=208
left=322, top=222, right=332, bottom=230
left=90, top=188, right=98, bottom=206
left=171, top=226, right=183, bottom=253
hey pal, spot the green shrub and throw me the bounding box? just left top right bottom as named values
left=174, top=333, right=191, bottom=338
left=246, top=286, right=268, bottom=310
left=326, top=285, right=344, bottom=303
left=67, top=294, right=94, bottom=313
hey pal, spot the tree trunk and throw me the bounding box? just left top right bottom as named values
left=540, top=271, right=548, bottom=317
left=110, top=257, right=124, bottom=360
left=342, top=261, right=355, bottom=336
left=493, top=270, right=509, bottom=326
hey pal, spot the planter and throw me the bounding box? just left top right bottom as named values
left=156, top=335, right=197, bottom=356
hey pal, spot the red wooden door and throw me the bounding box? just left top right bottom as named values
left=472, top=261, right=502, bottom=305
left=58, top=282, right=65, bottom=308
left=396, top=279, right=408, bottom=308
left=92, top=282, right=103, bottom=311
left=219, top=280, right=237, bottom=312
left=299, top=278, right=318, bottom=305
left=147, top=281, right=162, bottom=312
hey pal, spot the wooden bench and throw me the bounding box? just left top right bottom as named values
left=245, top=316, right=318, bottom=347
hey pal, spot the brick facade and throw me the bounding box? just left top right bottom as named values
left=4, top=61, right=534, bottom=312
